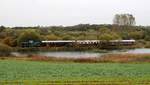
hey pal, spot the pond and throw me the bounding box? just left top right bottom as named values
left=126, top=48, right=150, bottom=54
left=11, top=48, right=150, bottom=59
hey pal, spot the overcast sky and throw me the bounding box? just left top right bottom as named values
left=0, top=0, right=149, bottom=27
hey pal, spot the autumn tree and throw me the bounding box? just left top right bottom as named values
left=0, top=43, right=12, bottom=56
left=2, top=37, right=14, bottom=46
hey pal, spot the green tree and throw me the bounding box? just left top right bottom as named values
left=45, top=34, right=61, bottom=40
left=99, top=33, right=121, bottom=41
left=129, top=31, right=144, bottom=40
left=98, top=27, right=121, bottom=40
left=62, top=35, right=72, bottom=40
left=17, top=30, right=41, bottom=46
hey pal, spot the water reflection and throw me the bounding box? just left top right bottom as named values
left=11, top=48, right=150, bottom=58
left=127, top=48, right=150, bottom=54
left=11, top=51, right=104, bottom=58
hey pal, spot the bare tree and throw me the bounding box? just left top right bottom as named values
left=113, top=14, right=136, bottom=26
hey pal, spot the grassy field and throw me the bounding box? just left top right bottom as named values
left=0, top=60, right=150, bottom=84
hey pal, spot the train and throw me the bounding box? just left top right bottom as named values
left=21, top=40, right=136, bottom=48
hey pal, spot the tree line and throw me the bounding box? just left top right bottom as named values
left=0, top=24, right=150, bottom=46
left=0, top=14, right=150, bottom=49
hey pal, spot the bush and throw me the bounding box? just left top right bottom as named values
left=144, top=36, right=150, bottom=41
left=99, top=33, right=121, bottom=40
left=0, top=43, right=12, bottom=56
left=145, top=42, right=150, bottom=48
left=2, top=37, right=14, bottom=47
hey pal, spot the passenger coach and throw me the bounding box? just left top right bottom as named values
left=21, top=40, right=136, bottom=47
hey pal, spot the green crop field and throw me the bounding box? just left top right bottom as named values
left=0, top=60, right=150, bottom=84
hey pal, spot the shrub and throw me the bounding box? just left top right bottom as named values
left=145, top=42, right=150, bottom=48
left=2, top=37, right=14, bottom=46
left=0, top=43, right=12, bottom=56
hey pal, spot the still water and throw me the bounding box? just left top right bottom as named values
left=11, top=48, right=150, bottom=58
